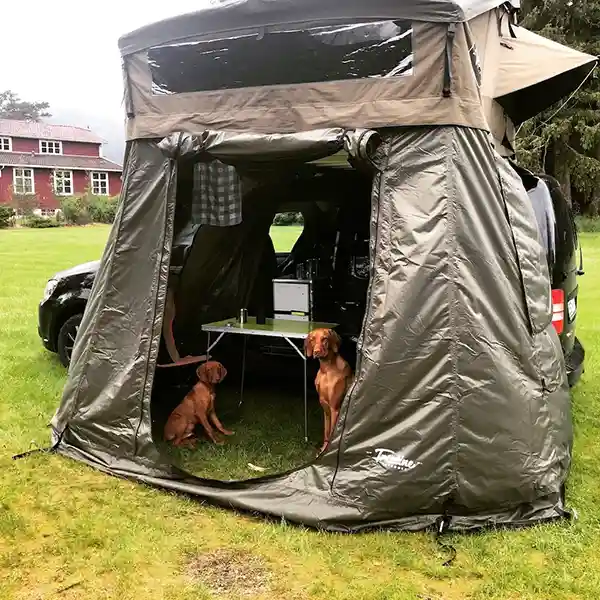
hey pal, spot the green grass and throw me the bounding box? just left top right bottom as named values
left=1, top=225, right=600, bottom=599
left=576, top=215, right=600, bottom=233
left=269, top=224, right=303, bottom=252
left=157, top=374, right=323, bottom=480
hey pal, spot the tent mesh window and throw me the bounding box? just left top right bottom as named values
left=148, top=20, right=414, bottom=94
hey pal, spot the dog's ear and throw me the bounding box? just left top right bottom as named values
left=304, top=334, right=314, bottom=358
left=196, top=364, right=209, bottom=382
left=216, top=363, right=227, bottom=383
left=329, top=330, right=341, bottom=353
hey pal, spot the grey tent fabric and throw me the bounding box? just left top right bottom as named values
left=52, top=126, right=571, bottom=532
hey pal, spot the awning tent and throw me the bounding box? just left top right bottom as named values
left=50, top=0, right=596, bottom=532
left=495, top=25, right=597, bottom=125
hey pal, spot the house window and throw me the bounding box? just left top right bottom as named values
left=40, top=208, right=57, bottom=217
left=39, top=140, right=62, bottom=154
left=91, top=171, right=109, bottom=195
left=13, top=168, right=35, bottom=195
left=0, top=137, right=11, bottom=151
left=53, top=170, right=73, bottom=195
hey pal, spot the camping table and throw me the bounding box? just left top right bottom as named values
left=202, top=317, right=337, bottom=442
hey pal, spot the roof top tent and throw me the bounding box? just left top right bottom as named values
left=51, top=0, right=597, bottom=532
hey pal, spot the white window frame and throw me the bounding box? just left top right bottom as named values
left=13, top=168, right=35, bottom=195
left=40, top=208, right=57, bottom=217
left=39, top=140, right=62, bottom=155
left=0, top=137, right=12, bottom=151
left=90, top=171, right=109, bottom=196
left=53, top=170, right=73, bottom=195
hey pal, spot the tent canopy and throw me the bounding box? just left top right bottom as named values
left=118, top=1, right=595, bottom=142
left=118, top=0, right=519, bottom=56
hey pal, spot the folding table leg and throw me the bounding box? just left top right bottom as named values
left=282, top=336, right=309, bottom=443
left=239, top=335, right=247, bottom=407
left=303, top=355, right=308, bottom=443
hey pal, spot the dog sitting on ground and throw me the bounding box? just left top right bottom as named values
left=305, top=328, right=353, bottom=455
left=163, top=361, right=233, bottom=447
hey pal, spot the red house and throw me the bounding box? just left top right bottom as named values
left=0, top=119, right=122, bottom=216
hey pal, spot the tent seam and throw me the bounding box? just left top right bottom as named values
left=133, top=154, right=177, bottom=455
left=445, top=128, right=461, bottom=499
left=328, top=135, right=390, bottom=496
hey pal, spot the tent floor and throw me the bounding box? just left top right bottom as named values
left=151, top=371, right=324, bottom=480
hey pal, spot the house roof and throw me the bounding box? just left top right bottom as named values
left=0, top=119, right=104, bottom=144
left=0, top=152, right=122, bottom=172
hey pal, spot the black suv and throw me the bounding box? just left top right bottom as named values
left=38, top=170, right=585, bottom=386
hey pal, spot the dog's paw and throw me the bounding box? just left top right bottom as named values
left=180, top=438, right=197, bottom=449
left=316, top=442, right=329, bottom=456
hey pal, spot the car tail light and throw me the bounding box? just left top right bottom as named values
left=551, top=289, right=565, bottom=335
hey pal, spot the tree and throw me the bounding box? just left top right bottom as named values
left=516, top=1, right=600, bottom=216
left=0, top=90, right=51, bottom=121
left=8, top=185, right=38, bottom=217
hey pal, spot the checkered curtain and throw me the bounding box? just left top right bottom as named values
left=192, top=160, right=243, bottom=227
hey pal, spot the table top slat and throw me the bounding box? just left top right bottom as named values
left=202, top=317, right=337, bottom=339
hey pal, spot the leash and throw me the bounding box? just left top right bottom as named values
left=435, top=515, right=457, bottom=567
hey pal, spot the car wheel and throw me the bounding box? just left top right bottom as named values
left=57, top=314, right=83, bottom=368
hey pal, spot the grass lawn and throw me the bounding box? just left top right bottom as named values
left=1, top=225, right=600, bottom=599
left=269, top=224, right=303, bottom=253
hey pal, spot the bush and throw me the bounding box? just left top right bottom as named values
left=575, top=215, right=600, bottom=233
left=25, top=215, right=61, bottom=228
left=273, top=212, right=304, bottom=226
left=88, top=195, right=118, bottom=224
left=59, top=196, right=92, bottom=225
left=0, top=205, right=13, bottom=228
left=10, top=193, right=38, bottom=217
left=59, top=194, right=119, bottom=225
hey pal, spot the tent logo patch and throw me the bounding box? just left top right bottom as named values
left=373, top=448, right=421, bottom=472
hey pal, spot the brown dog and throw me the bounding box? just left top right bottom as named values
left=163, top=361, right=233, bottom=447
left=305, top=328, right=353, bottom=454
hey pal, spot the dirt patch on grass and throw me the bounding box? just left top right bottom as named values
left=186, top=548, right=272, bottom=597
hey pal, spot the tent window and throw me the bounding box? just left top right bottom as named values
left=148, top=20, right=413, bottom=94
